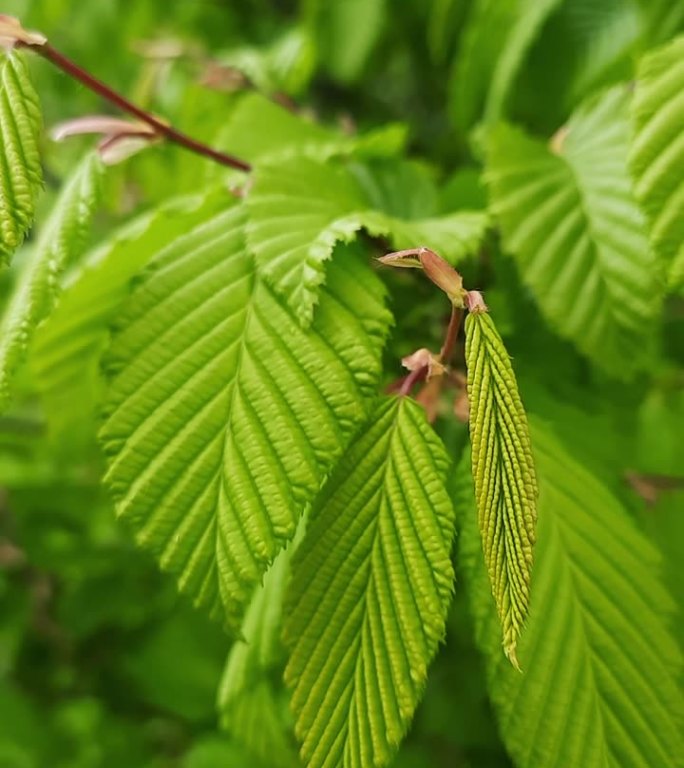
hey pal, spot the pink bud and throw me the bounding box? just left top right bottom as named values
left=418, top=249, right=464, bottom=305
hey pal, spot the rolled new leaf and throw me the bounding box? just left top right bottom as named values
left=0, top=50, right=43, bottom=264
left=464, top=305, right=537, bottom=669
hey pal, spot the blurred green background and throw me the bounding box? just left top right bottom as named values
left=1, top=0, right=682, bottom=766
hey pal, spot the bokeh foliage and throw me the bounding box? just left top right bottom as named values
left=1, top=0, right=683, bottom=766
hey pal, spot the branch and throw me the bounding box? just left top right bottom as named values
left=18, top=39, right=251, bottom=172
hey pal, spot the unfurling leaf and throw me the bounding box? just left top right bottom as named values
left=0, top=50, right=43, bottom=264
left=284, top=397, right=455, bottom=768
left=464, top=308, right=537, bottom=669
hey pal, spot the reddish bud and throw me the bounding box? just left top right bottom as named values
left=418, top=248, right=464, bottom=306
left=379, top=246, right=466, bottom=306
left=465, top=290, right=488, bottom=314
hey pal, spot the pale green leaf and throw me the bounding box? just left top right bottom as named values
left=284, top=397, right=455, bottom=768
left=219, top=541, right=299, bottom=768
left=246, top=156, right=372, bottom=324
left=0, top=51, right=42, bottom=264
left=485, top=86, right=659, bottom=375
left=218, top=543, right=293, bottom=713
left=464, top=310, right=537, bottom=668
left=222, top=680, right=297, bottom=768
left=629, top=35, right=684, bottom=287
left=456, top=418, right=684, bottom=768
left=99, top=209, right=391, bottom=628
left=29, top=190, right=227, bottom=451
left=0, top=153, right=102, bottom=411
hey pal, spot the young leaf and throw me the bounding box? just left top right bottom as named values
left=0, top=153, right=102, bottom=411
left=485, top=86, right=660, bottom=375
left=455, top=419, right=684, bottom=768
left=464, top=308, right=537, bottom=669
left=629, top=35, right=684, bottom=287
left=246, top=156, right=373, bottom=325
left=99, top=210, right=391, bottom=629
left=283, top=397, right=455, bottom=768
left=0, top=50, right=43, bottom=264
left=29, top=190, right=227, bottom=450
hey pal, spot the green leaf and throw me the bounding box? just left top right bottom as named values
left=248, top=156, right=490, bottom=323
left=629, top=35, right=684, bottom=288
left=306, top=0, right=386, bottom=83
left=218, top=26, right=315, bottom=97
left=29, top=190, right=226, bottom=451
left=351, top=160, right=491, bottom=265
left=0, top=153, right=102, bottom=411
left=464, top=309, right=537, bottom=669
left=219, top=542, right=293, bottom=714
left=373, top=211, right=490, bottom=266
left=283, top=397, right=455, bottom=768
left=0, top=51, right=43, bottom=264
left=449, top=0, right=517, bottom=134
left=217, top=94, right=334, bottom=165
left=246, top=156, right=372, bottom=324
left=484, top=0, right=564, bottom=123
left=218, top=94, right=406, bottom=167
left=455, top=418, right=684, bottom=768
left=99, top=209, right=391, bottom=628
left=485, top=86, right=659, bottom=375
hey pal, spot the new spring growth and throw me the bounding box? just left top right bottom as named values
left=378, top=247, right=466, bottom=307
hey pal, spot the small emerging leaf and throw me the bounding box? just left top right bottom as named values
left=464, top=309, right=537, bottom=668
left=0, top=50, right=43, bottom=264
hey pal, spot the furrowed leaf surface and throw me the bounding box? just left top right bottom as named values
left=284, top=397, right=455, bottom=768
left=0, top=51, right=43, bottom=264
left=99, top=207, right=391, bottom=628
left=629, top=35, right=684, bottom=287
left=485, top=86, right=659, bottom=375
left=455, top=419, right=684, bottom=768
left=30, top=190, right=227, bottom=449
left=464, top=310, right=537, bottom=668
